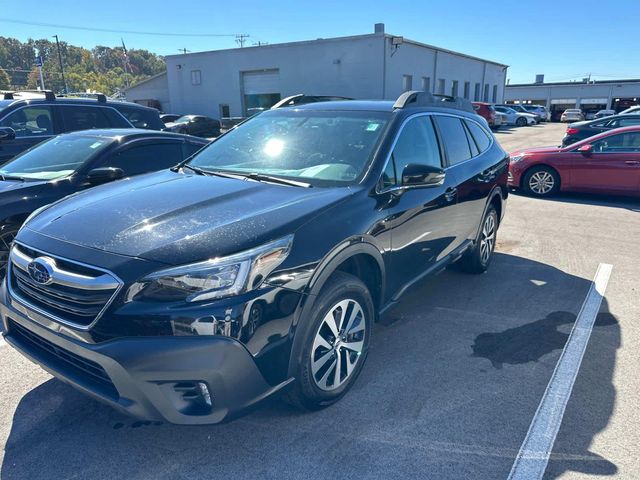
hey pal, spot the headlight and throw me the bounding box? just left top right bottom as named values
left=131, top=235, right=293, bottom=302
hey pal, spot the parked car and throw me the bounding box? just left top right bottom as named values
left=594, top=109, right=616, bottom=119
left=163, top=115, right=222, bottom=137
left=497, top=104, right=540, bottom=123
left=472, top=102, right=502, bottom=130
left=561, top=114, right=640, bottom=146
left=0, top=91, right=164, bottom=164
left=509, top=126, right=640, bottom=197
left=494, top=111, right=508, bottom=129
left=560, top=109, right=585, bottom=122
left=0, top=129, right=208, bottom=277
left=523, top=105, right=550, bottom=121
left=494, top=106, right=537, bottom=126
left=0, top=91, right=508, bottom=424
left=620, top=105, right=640, bottom=115
left=160, top=113, right=182, bottom=125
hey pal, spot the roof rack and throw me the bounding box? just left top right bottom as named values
left=393, top=91, right=474, bottom=113
left=57, top=92, right=108, bottom=103
left=3, top=90, right=56, bottom=101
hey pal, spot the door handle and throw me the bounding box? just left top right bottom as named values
left=624, top=160, right=640, bottom=165
left=444, top=187, right=457, bottom=202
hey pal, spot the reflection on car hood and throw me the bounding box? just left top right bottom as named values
left=24, top=170, right=353, bottom=265
left=0, top=179, right=47, bottom=195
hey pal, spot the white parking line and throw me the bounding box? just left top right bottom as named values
left=507, top=262, right=613, bottom=480
left=0, top=337, right=7, bottom=348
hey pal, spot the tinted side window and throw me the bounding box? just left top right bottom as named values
left=591, top=132, right=640, bottom=153
left=105, top=142, right=183, bottom=176
left=617, top=117, right=640, bottom=127
left=465, top=120, right=492, bottom=153
left=392, top=116, right=442, bottom=173
left=434, top=116, right=472, bottom=165
left=0, top=106, right=54, bottom=137
left=61, top=106, right=113, bottom=131
left=183, top=141, right=206, bottom=159
left=115, top=106, right=164, bottom=130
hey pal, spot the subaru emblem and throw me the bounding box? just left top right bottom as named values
left=27, top=257, right=55, bottom=285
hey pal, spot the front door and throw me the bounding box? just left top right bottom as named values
left=0, top=106, right=56, bottom=165
left=571, top=131, right=640, bottom=194
left=378, top=115, right=460, bottom=298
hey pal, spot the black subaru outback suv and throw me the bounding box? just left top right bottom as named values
left=0, top=91, right=164, bottom=164
left=1, top=91, right=508, bottom=424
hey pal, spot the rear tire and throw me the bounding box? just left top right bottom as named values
left=522, top=166, right=560, bottom=197
left=516, top=117, right=527, bottom=127
left=458, top=205, right=498, bottom=274
left=284, top=271, right=373, bottom=411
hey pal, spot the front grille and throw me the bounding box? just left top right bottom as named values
left=8, top=319, right=118, bottom=399
left=8, top=243, right=122, bottom=328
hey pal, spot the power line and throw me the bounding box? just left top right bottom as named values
left=0, top=17, right=244, bottom=38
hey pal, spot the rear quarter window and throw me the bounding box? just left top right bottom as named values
left=465, top=120, right=492, bottom=153
left=114, top=105, right=164, bottom=130
left=434, top=115, right=472, bottom=165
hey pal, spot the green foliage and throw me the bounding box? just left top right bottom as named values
left=0, top=36, right=165, bottom=95
left=0, top=67, right=10, bottom=89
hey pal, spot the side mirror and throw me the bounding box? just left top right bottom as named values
left=0, top=127, right=16, bottom=142
left=401, top=163, right=446, bottom=187
left=86, top=167, right=124, bottom=186
left=577, top=144, right=593, bottom=155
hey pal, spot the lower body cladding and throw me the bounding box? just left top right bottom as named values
left=0, top=287, right=296, bottom=425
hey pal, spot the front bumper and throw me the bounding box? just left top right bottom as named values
left=1, top=290, right=292, bottom=425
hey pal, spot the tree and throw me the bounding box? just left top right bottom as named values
left=0, top=67, right=10, bottom=89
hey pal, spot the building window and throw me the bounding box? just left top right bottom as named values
left=191, top=70, right=202, bottom=85
left=437, top=78, right=445, bottom=94
left=402, top=75, right=413, bottom=91
left=492, top=85, right=498, bottom=103
left=483, top=84, right=490, bottom=102
left=474, top=83, right=481, bottom=101
left=421, top=76, right=431, bottom=92
left=463, top=82, right=470, bottom=99
left=451, top=80, right=459, bottom=97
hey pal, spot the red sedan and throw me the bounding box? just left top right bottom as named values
left=508, top=126, right=640, bottom=197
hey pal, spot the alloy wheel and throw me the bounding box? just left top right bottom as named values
left=0, top=228, right=17, bottom=279
left=480, top=212, right=496, bottom=265
left=528, top=171, right=555, bottom=195
left=311, top=298, right=366, bottom=391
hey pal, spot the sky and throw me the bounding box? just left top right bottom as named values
left=1, top=0, right=639, bottom=84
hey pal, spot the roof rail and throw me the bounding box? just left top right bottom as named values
left=58, top=92, right=108, bottom=103
left=271, top=93, right=353, bottom=109
left=3, top=90, right=56, bottom=101
left=393, top=90, right=474, bottom=113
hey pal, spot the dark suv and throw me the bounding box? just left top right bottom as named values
left=0, top=91, right=508, bottom=424
left=0, top=91, right=164, bottom=164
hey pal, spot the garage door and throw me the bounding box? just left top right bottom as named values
left=242, top=70, right=281, bottom=114
left=242, top=69, right=280, bottom=94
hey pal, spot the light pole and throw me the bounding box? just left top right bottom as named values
left=53, top=34, right=68, bottom=94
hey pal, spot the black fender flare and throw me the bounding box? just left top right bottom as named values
left=286, top=237, right=385, bottom=378
left=474, top=185, right=506, bottom=241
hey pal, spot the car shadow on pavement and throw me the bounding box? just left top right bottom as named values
left=0, top=253, right=620, bottom=480
left=511, top=189, right=640, bottom=211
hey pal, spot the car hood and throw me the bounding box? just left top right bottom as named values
left=511, top=146, right=563, bottom=155
left=24, top=170, right=353, bottom=265
left=0, top=179, right=46, bottom=196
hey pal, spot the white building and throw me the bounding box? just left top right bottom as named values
left=505, top=77, right=640, bottom=121
left=126, top=24, right=508, bottom=118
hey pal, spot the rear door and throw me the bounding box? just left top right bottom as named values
left=0, top=105, right=57, bottom=164
left=571, top=131, right=640, bottom=194
left=58, top=105, right=130, bottom=132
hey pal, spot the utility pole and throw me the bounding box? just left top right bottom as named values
left=53, top=34, right=68, bottom=93
left=235, top=34, right=249, bottom=48
left=121, top=38, right=130, bottom=89
left=35, top=54, right=45, bottom=90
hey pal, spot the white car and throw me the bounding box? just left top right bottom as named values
left=560, top=109, right=585, bottom=122
left=494, top=106, right=537, bottom=126
left=494, top=111, right=508, bottom=129
left=620, top=105, right=640, bottom=115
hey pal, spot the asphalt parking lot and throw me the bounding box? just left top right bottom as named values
left=1, top=122, right=639, bottom=480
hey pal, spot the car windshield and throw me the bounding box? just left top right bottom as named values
left=187, top=109, right=389, bottom=186
left=0, top=135, right=113, bottom=181
left=175, top=116, right=194, bottom=124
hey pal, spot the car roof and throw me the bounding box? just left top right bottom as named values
left=286, top=100, right=396, bottom=112
left=61, top=128, right=209, bottom=142
left=1, top=97, right=157, bottom=111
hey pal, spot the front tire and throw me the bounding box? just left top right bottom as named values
left=285, top=271, right=373, bottom=410
left=516, top=117, right=527, bottom=127
left=0, top=223, right=19, bottom=280
left=522, top=166, right=560, bottom=197
left=458, top=205, right=498, bottom=274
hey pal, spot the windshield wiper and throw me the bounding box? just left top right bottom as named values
left=238, top=172, right=312, bottom=188
left=0, top=174, right=25, bottom=182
